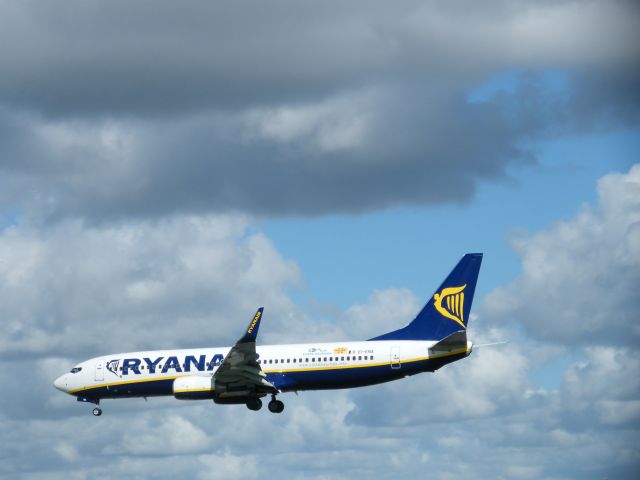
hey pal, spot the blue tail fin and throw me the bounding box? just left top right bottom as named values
left=369, top=253, right=483, bottom=341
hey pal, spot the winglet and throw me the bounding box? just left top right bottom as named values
left=239, top=308, right=264, bottom=343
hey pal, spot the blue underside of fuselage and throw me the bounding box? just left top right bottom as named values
left=74, top=353, right=466, bottom=401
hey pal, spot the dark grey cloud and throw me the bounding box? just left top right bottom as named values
left=0, top=0, right=638, bottom=220
left=0, top=0, right=636, bottom=118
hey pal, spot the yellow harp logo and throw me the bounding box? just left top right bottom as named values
left=433, top=284, right=467, bottom=329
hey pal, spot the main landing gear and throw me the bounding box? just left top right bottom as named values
left=268, top=395, right=284, bottom=414
left=246, top=397, right=262, bottom=411
left=245, top=395, right=284, bottom=413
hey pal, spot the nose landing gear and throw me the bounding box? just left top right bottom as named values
left=89, top=399, right=102, bottom=416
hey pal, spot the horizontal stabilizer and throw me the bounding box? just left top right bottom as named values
left=428, top=330, right=467, bottom=353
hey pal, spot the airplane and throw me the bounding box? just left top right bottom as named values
left=54, top=253, right=482, bottom=416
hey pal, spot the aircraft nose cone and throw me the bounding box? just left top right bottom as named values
left=53, top=375, right=67, bottom=392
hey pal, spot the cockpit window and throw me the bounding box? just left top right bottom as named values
left=70, top=367, right=82, bottom=374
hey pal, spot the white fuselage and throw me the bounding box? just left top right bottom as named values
left=54, top=340, right=472, bottom=399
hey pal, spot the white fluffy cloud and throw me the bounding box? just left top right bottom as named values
left=483, top=164, right=640, bottom=345
left=0, top=215, right=305, bottom=358
left=338, top=288, right=422, bottom=340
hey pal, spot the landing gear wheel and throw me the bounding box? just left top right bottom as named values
left=268, top=396, right=284, bottom=413
left=246, top=398, right=263, bottom=411
left=92, top=407, right=102, bottom=417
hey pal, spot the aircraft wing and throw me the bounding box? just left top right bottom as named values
left=213, top=308, right=277, bottom=395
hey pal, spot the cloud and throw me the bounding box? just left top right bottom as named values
left=560, top=346, right=640, bottom=428
left=347, top=325, right=532, bottom=426
left=0, top=203, right=638, bottom=478
left=337, top=287, right=422, bottom=340
left=245, top=90, right=375, bottom=153
left=0, top=93, right=527, bottom=221
left=197, top=452, right=258, bottom=480
left=0, top=1, right=638, bottom=220
left=483, top=163, right=640, bottom=346
left=0, top=215, right=308, bottom=360
left=53, top=443, right=79, bottom=463
left=0, top=1, right=637, bottom=117
left=0, top=2, right=638, bottom=477
left=117, top=415, right=210, bottom=455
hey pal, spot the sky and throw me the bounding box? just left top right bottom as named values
left=0, top=1, right=638, bottom=478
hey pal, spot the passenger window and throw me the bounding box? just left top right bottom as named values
left=287, top=359, right=290, bottom=363
left=275, top=359, right=278, bottom=364
left=358, top=356, right=362, bottom=360
left=293, top=358, right=296, bottom=363
left=341, top=357, right=344, bottom=361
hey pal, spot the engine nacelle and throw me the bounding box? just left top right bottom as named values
left=173, top=375, right=215, bottom=400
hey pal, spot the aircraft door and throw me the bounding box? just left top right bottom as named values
left=95, top=361, right=104, bottom=381
left=390, top=346, right=401, bottom=369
